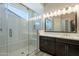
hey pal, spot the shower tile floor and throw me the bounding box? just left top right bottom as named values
left=8, top=47, right=28, bottom=56
left=7, top=45, right=51, bottom=56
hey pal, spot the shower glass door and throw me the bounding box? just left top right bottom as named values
left=6, top=3, right=29, bottom=56
left=0, top=3, right=38, bottom=56
left=0, top=4, right=8, bottom=56
left=28, top=10, right=38, bottom=55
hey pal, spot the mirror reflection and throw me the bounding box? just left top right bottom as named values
left=45, top=12, right=77, bottom=33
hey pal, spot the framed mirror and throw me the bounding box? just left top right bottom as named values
left=45, top=12, right=77, bottom=33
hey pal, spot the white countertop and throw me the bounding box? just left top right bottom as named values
left=39, top=30, right=79, bottom=41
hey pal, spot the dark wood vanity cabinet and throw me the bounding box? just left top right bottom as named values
left=56, top=39, right=79, bottom=56
left=39, top=36, right=56, bottom=55
left=68, top=44, right=79, bottom=56
left=47, top=38, right=56, bottom=55
left=67, top=40, right=79, bottom=56
left=39, top=37, right=48, bottom=51
left=39, top=36, right=79, bottom=56
left=56, top=39, right=67, bottom=56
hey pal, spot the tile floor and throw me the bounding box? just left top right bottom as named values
left=34, top=51, right=51, bottom=56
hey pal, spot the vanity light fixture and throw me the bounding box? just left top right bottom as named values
left=67, top=7, right=72, bottom=13
left=31, top=5, right=79, bottom=20
left=62, top=8, right=67, bottom=14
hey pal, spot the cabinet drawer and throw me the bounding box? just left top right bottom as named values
left=67, top=40, right=79, bottom=45
left=56, top=38, right=67, bottom=43
left=40, top=36, right=55, bottom=41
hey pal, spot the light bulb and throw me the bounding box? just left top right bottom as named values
left=74, top=5, right=78, bottom=12
left=62, top=8, right=66, bottom=14
left=67, top=7, right=72, bottom=13
left=58, top=10, right=61, bottom=15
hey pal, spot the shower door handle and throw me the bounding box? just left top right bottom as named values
left=9, top=29, right=12, bottom=37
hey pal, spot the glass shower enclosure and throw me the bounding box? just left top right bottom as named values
left=0, top=3, right=38, bottom=56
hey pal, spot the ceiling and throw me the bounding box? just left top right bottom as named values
left=22, top=3, right=79, bottom=14
left=22, top=3, right=44, bottom=14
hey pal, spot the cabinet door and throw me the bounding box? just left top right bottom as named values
left=39, top=36, right=48, bottom=51
left=68, top=44, right=79, bottom=56
left=39, top=36, right=56, bottom=55
left=56, top=42, right=66, bottom=56
left=47, top=38, right=56, bottom=55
